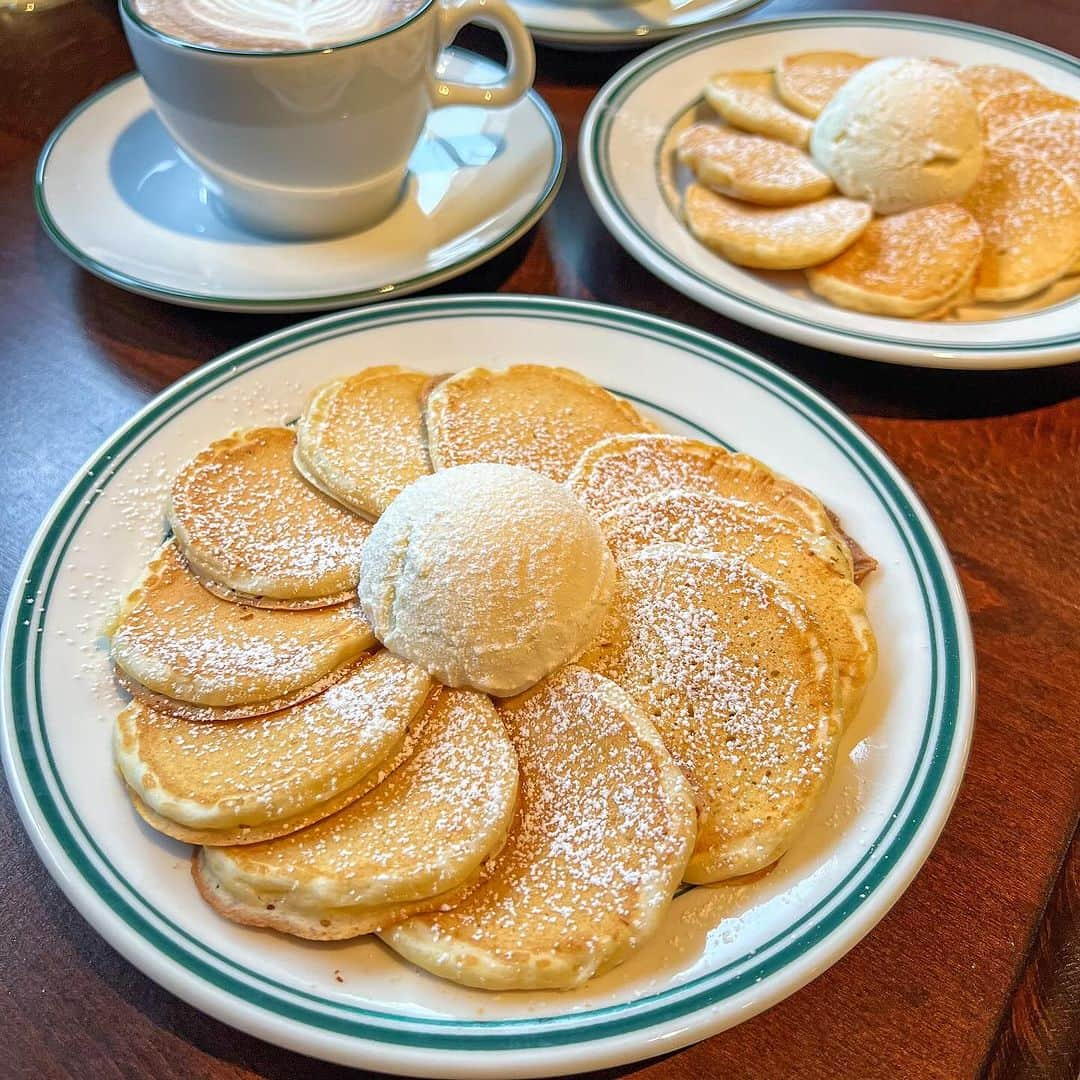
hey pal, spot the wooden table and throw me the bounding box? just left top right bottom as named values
left=2, top=1, right=1078, bottom=1077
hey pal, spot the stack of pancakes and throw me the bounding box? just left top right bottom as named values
left=677, top=53, right=1080, bottom=318
left=110, top=364, right=875, bottom=990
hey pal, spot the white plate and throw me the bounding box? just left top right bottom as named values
left=513, top=0, right=764, bottom=51
left=580, top=13, right=1080, bottom=368
left=35, top=53, right=563, bottom=313
left=1, top=295, right=974, bottom=1077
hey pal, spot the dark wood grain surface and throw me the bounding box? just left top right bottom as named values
left=2, top=1, right=1078, bottom=1077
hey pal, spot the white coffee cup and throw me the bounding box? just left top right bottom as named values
left=119, top=0, right=536, bottom=238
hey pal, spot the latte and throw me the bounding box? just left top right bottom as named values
left=131, top=0, right=428, bottom=52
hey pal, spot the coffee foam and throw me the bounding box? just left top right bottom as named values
left=132, top=0, right=426, bottom=51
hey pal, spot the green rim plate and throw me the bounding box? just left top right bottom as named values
left=1, top=295, right=975, bottom=1074
left=580, top=13, right=1080, bottom=369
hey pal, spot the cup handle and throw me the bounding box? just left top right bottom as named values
left=432, top=0, right=536, bottom=109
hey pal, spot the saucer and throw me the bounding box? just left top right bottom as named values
left=35, top=51, right=564, bottom=313
left=513, top=0, right=766, bottom=50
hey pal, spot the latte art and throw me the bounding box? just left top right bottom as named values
left=132, top=0, right=428, bottom=51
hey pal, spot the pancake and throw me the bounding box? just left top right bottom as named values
left=806, top=203, right=984, bottom=318
left=110, top=542, right=376, bottom=721
left=196, top=852, right=494, bottom=940
left=774, top=51, right=871, bottom=118
left=957, top=64, right=1040, bottom=106
left=992, top=110, right=1080, bottom=188
left=977, top=87, right=1078, bottom=142
left=993, top=111, right=1080, bottom=273
left=602, top=489, right=849, bottom=575
left=962, top=147, right=1080, bottom=302
left=194, top=687, right=519, bottom=939
left=599, top=490, right=876, bottom=719
left=684, top=184, right=871, bottom=270
left=704, top=71, right=814, bottom=149
left=423, top=365, right=656, bottom=483
left=168, top=427, right=371, bottom=608
left=578, top=546, right=842, bottom=883
left=381, top=665, right=696, bottom=990
left=567, top=434, right=852, bottom=574
left=116, top=650, right=432, bottom=845
left=677, top=124, right=834, bottom=205
left=295, top=366, right=433, bottom=521
left=922, top=275, right=975, bottom=320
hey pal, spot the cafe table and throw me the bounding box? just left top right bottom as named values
left=1, top=0, right=1077, bottom=1077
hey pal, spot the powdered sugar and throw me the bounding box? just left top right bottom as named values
left=992, top=110, right=1080, bottom=187
left=111, top=543, right=374, bottom=706
left=580, top=546, right=839, bottom=878
left=811, top=203, right=983, bottom=299
left=963, top=147, right=1080, bottom=299
left=170, top=427, right=370, bottom=600
left=776, top=52, right=870, bottom=117
left=403, top=666, right=693, bottom=961
left=425, top=366, right=653, bottom=483
left=568, top=435, right=833, bottom=545
left=125, top=651, right=429, bottom=822
left=678, top=123, right=833, bottom=200
left=223, top=688, right=518, bottom=909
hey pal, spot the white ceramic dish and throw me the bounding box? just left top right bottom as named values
left=35, top=52, right=563, bottom=312
left=1, top=295, right=974, bottom=1077
left=580, top=13, right=1080, bottom=368
left=513, top=0, right=765, bottom=51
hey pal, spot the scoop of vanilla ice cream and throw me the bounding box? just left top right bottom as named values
left=358, top=463, right=615, bottom=697
left=811, top=57, right=983, bottom=214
